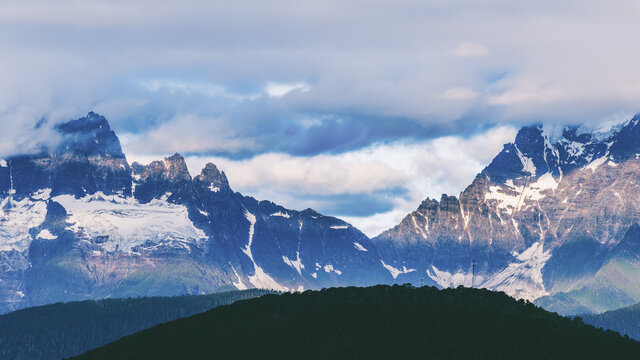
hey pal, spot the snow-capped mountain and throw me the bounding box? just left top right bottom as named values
left=4, top=111, right=640, bottom=316
left=0, top=112, right=392, bottom=313
left=373, top=115, right=640, bottom=314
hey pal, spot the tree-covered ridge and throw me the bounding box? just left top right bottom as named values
left=75, top=285, right=640, bottom=360
left=0, top=289, right=274, bottom=360
left=581, top=302, right=640, bottom=341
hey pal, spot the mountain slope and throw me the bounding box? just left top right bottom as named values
left=0, top=289, right=271, bottom=360
left=73, top=285, right=640, bottom=360
left=0, top=112, right=392, bottom=313
left=581, top=300, right=640, bottom=341
left=536, top=223, right=640, bottom=314
left=373, top=115, right=640, bottom=314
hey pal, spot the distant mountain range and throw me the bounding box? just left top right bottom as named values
left=374, top=117, right=640, bottom=314
left=0, top=112, right=390, bottom=313
left=2, top=112, right=640, bottom=315
left=582, top=300, right=640, bottom=341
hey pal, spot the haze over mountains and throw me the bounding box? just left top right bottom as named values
left=2, top=112, right=640, bottom=316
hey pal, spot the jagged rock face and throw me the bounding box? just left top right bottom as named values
left=0, top=113, right=392, bottom=313
left=132, top=154, right=196, bottom=204
left=374, top=116, right=640, bottom=313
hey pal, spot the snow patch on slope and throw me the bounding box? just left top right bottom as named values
left=485, top=186, right=520, bottom=211
left=270, top=211, right=290, bottom=218
left=282, top=251, right=304, bottom=275
left=330, top=225, right=349, bottom=229
left=514, top=145, right=537, bottom=176
left=31, top=189, right=51, bottom=201
left=480, top=242, right=551, bottom=302
left=0, top=197, right=48, bottom=252
left=354, top=242, right=368, bottom=251
left=231, top=266, right=248, bottom=290
left=36, top=229, right=57, bottom=240
left=565, top=141, right=586, bottom=158
left=53, top=192, right=207, bottom=253
left=242, top=210, right=289, bottom=291
left=382, top=260, right=416, bottom=279
left=585, top=156, right=609, bottom=172
left=485, top=173, right=558, bottom=212
left=427, top=266, right=472, bottom=288
left=323, top=264, right=342, bottom=275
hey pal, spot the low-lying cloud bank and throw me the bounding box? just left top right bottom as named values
left=2, top=0, right=640, bottom=234
left=2, top=0, right=640, bottom=158
left=126, top=126, right=516, bottom=236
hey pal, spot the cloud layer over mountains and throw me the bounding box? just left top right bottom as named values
left=1, top=0, right=639, bottom=234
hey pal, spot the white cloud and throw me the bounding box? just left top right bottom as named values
left=265, top=82, right=310, bottom=97
left=450, top=43, right=490, bottom=58
left=183, top=152, right=407, bottom=196
left=172, top=125, right=517, bottom=237
left=139, top=79, right=261, bottom=101
left=121, top=114, right=257, bottom=155
left=0, top=107, right=64, bottom=158
left=3, top=0, right=640, bottom=235
left=340, top=209, right=410, bottom=239
left=442, top=87, right=478, bottom=100
left=487, top=78, right=564, bottom=105
left=2, top=0, right=640, bottom=136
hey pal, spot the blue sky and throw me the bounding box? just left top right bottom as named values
left=1, top=0, right=639, bottom=235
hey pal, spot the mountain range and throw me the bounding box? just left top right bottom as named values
left=0, top=112, right=390, bottom=313
left=2, top=112, right=640, bottom=315
left=374, top=117, right=640, bottom=314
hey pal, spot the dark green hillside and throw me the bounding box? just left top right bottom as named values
left=0, top=289, right=273, bottom=360
left=582, top=302, right=640, bottom=341
left=75, top=285, right=640, bottom=360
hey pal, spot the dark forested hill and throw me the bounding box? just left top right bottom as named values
left=581, top=302, right=640, bottom=341
left=74, top=285, right=640, bottom=360
left=0, top=289, right=273, bottom=360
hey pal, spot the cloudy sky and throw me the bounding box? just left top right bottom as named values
left=1, top=0, right=639, bottom=235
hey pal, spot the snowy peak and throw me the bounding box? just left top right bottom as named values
left=55, top=112, right=125, bottom=157
left=374, top=112, right=640, bottom=314
left=132, top=153, right=191, bottom=183
left=608, top=114, right=640, bottom=162
left=132, top=153, right=195, bottom=204
left=162, top=153, right=192, bottom=180
left=554, top=114, right=640, bottom=171
left=0, top=111, right=395, bottom=313
left=194, top=163, right=230, bottom=194
left=0, top=112, right=132, bottom=199
left=482, top=114, right=640, bottom=186
left=482, top=125, right=562, bottom=183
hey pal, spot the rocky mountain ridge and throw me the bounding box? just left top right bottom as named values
left=3, top=111, right=640, bottom=315
left=0, top=112, right=392, bottom=313
left=373, top=115, right=640, bottom=314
